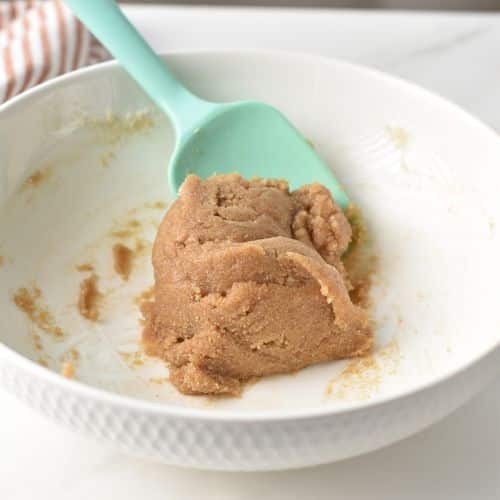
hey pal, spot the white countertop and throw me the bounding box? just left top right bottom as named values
left=2, top=6, right=500, bottom=499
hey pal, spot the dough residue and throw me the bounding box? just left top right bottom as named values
left=119, top=350, right=145, bottom=369
left=79, top=111, right=153, bottom=145
left=112, top=243, right=133, bottom=280
left=325, top=339, right=400, bottom=400
left=110, top=218, right=142, bottom=239
left=78, top=273, right=101, bottom=321
left=135, top=286, right=154, bottom=307
left=76, top=262, right=94, bottom=272
left=145, top=201, right=167, bottom=210
left=142, top=174, right=373, bottom=396
left=13, top=287, right=64, bottom=338
left=20, top=164, right=53, bottom=192
left=325, top=355, right=380, bottom=400
left=386, top=125, right=410, bottom=149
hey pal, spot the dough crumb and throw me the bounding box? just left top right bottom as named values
left=146, top=201, right=167, bottom=210
left=76, top=262, right=94, bottom=272
left=78, top=273, right=101, bottom=321
left=386, top=125, right=410, bottom=149
left=119, top=350, right=145, bottom=368
left=134, top=238, right=148, bottom=254
left=61, top=362, right=75, bottom=379
left=134, top=286, right=154, bottom=307
left=344, top=204, right=377, bottom=309
left=112, top=243, right=134, bottom=280
left=488, top=218, right=496, bottom=236
left=32, top=333, right=43, bottom=351
left=68, top=348, right=80, bottom=360
left=100, top=150, right=115, bottom=167
left=149, top=377, right=169, bottom=384
left=20, top=164, right=52, bottom=192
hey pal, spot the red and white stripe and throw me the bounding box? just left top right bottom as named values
left=0, top=0, right=109, bottom=103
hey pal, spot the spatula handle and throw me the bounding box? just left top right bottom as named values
left=64, top=0, right=212, bottom=133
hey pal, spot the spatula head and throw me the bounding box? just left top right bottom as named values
left=169, top=101, right=349, bottom=209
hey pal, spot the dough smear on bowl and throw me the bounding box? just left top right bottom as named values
left=142, top=174, right=373, bottom=395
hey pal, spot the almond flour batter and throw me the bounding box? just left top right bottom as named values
left=142, top=174, right=372, bottom=395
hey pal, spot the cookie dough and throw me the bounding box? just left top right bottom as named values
left=142, top=174, right=372, bottom=395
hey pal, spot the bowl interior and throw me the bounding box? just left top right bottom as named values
left=0, top=52, right=499, bottom=413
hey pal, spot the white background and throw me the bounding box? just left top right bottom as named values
left=1, top=6, right=499, bottom=499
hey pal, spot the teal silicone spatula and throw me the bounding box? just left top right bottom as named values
left=64, top=0, right=350, bottom=209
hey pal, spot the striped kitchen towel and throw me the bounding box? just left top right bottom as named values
left=0, top=0, right=109, bottom=103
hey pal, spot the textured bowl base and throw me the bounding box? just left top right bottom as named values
left=1, top=339, right=499, bottom=470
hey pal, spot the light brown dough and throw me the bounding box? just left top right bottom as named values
left=142, top=174, right=372, bottom=395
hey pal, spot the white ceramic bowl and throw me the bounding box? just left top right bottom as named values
left=0, top=51, right=499, bottom=471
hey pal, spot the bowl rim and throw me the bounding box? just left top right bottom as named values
left=1, top=48, right=499, bottom=422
